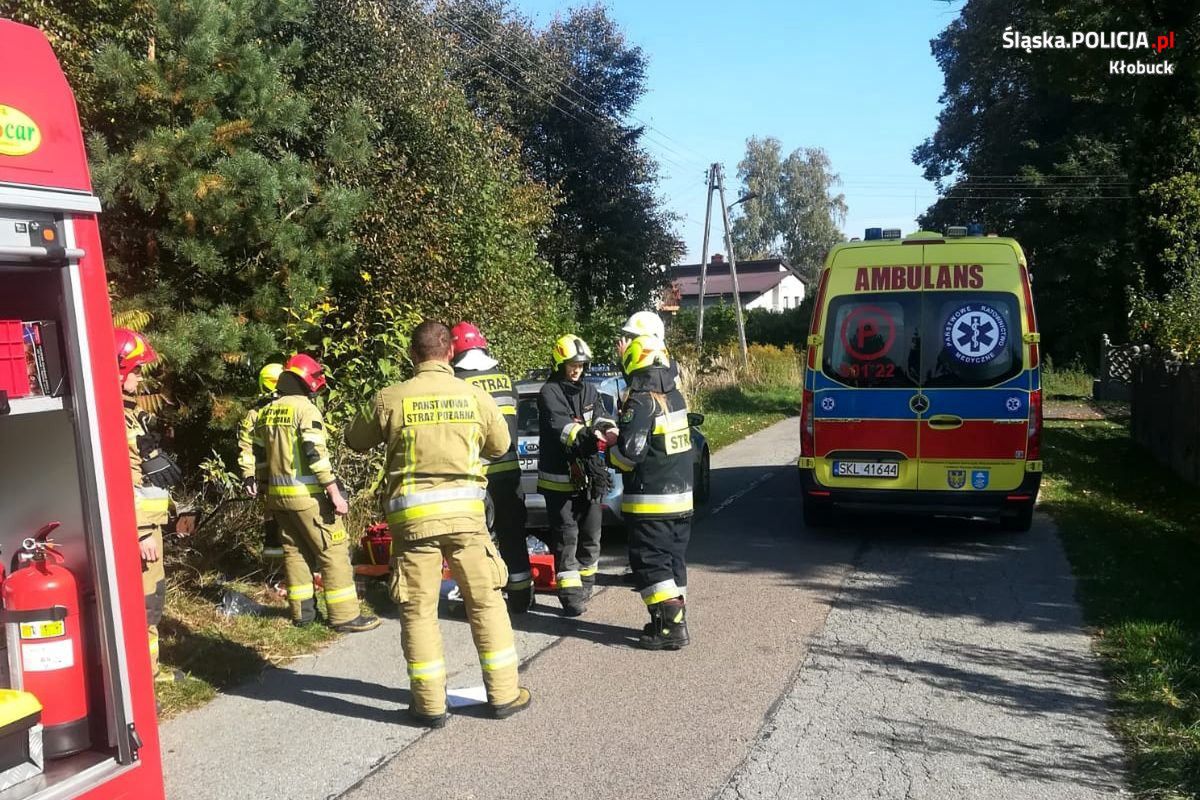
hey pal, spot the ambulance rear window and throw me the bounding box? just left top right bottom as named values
left=922, top=292, right=1023, bottom=387
left=822, top=293, right=919, bottom=388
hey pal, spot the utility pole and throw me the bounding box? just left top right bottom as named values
left=715, top=164, right=749, bottom=366
left=695, top=164, right=716, bottom=350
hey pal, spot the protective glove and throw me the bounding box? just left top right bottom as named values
left=142, top=452, right=182, bottom=488
left=584, top=454, right=612, bottom=501
left=242, top=476, right=258, bottom=497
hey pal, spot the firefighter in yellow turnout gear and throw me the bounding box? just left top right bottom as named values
left=346, top=321, right=531, bottom=728
left=238, top=363, right=285, bottom=562
left=253, top=354, right=379, bottom=633
left=115, top=328, right=182, bottom=683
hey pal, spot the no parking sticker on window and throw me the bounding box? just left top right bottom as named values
left=841, top=305, right=897, bottom=361
left=944, top=304, right=1008, bottom=365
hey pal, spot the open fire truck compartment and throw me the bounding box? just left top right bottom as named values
left=0, top=18, right=165, bottom=800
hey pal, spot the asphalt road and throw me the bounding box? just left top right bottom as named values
left=161, top=418, right=1125, bottom=799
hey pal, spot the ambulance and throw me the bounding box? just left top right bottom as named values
left=798, top=226, right=1042, bottom=531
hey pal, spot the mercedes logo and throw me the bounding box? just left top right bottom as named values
left=910, top=394, right=930, bottom=414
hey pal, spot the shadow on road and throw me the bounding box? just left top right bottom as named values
left=224, top=669, right=422, bottom=726
left=693, top=462, right=1120, bottom=792
left=510, top=603, right=641, bottom=649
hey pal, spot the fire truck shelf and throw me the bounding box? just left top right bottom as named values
left=4, top=396, right=64, bottom=415
left=2, top=750, right=128, bottom=800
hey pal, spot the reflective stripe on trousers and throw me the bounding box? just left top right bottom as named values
left=324, top=585, right=357, bottom=605
left=557, top=569, right=582, bottom=589
left=480, top=646, right=518, bottom=672
left=506, top=570, right=533, bottom=590
left=621, top=491, right=693, bottom=515
left=640, top=578, right=682, bottom=605
left=408, top=659, right=446, bottom=681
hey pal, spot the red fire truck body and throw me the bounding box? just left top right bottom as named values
left=0, top=18, right=165, bottom=800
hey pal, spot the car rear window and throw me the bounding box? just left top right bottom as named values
left=517, top=396, right=540, bottom=436
left=922, top=292, right=1023, bottom=387
left=822, top=293, right=920, bottom=388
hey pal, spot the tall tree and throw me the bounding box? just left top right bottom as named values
left=296, top=0, right=573, bottom=391
left=85, top=0, right=364, bottom=460
left=439, top=1, right=683, bottom=319
left=731, top=136, right=847, bottom=279
left=914, top=0, right=1200, bottom=364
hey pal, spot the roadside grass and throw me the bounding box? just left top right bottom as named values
left=694, top=384, right=798, bottom=451
left=1041, top=420, right=1200, bottom=799
left=155, top=575, right=339, bottom=718
left=685, top=344, right=802, bottom=451
left=1043, top=365, right=1094, bottom=399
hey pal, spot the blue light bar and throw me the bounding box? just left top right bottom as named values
left=967, top=222, right=984, bottom=236
left=864, top=227, right=883, bottom=241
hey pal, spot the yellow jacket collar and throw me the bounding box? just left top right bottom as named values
left=416, top=361, right=454, bottom=376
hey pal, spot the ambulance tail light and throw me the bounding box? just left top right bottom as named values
left=800, top=390, right=815, bottom=457
left=1027, top=389, right=1042, bottom=460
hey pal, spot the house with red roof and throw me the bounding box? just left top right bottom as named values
left=666, top=254, right=807, bottom=312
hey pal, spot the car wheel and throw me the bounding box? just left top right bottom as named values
left=803, top=499, right=833, bottom=528
left=694, top=450, right=711, bottom=504
left=999, top=504, right=1034, bottom=533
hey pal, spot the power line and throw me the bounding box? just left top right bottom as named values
left=442, top=1, right=712, bottom=171
left=435, top=13, right=699, bottom=173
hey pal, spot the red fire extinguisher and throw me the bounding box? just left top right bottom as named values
left=2, top=522, right=91, bottom=758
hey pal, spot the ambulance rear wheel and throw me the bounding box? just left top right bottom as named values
left=803, top=500, right=833, bottom=529
left=1000, top=504, right=1034, bottom=533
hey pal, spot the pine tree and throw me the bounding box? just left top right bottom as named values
left=87, top=0, right=364, bottom=460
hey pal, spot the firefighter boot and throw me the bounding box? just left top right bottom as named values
left=408, top=708, right=448, bottom=729
left=637, top=598, right=689, bottom=651
left=293, top=597, right=317, bottom=627
left=557, top=570, right=586, bottom=616
left=559, top=587, right=587, bottom=617
left=491, top=687, right=533, bottom=720
left=580, top=563, right=598, bottom=599
left=505, top=586, right=534, bottom=615
left=332, top=614, right=382, bottom=633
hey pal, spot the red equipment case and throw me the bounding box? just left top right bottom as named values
left=0, top=18, right=165, bottom=800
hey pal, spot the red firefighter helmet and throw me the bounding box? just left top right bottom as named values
left=114, top=328, right=157, bottom=379
left=451, top=322, right=489, bottom=357
left=285, top=353, right=327, bottom=393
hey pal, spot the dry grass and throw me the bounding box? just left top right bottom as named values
left=154, top=574, right=340, bottom=718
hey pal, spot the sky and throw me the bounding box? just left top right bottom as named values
left=508, top=0, right=957, bottom=261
